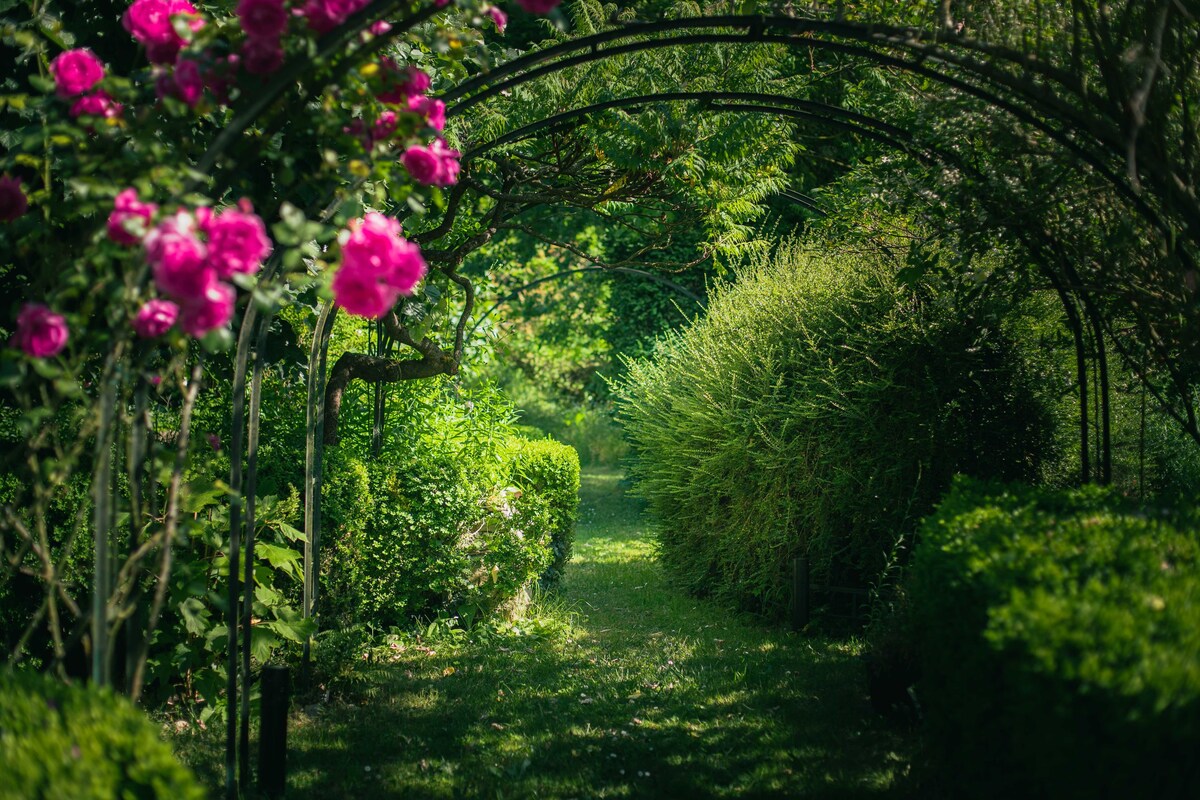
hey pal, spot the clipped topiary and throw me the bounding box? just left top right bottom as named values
left=909, top=478, right=1200, bottom=799
left=507, top=437, right=581, bottom=589
left=0, top=671, right=205, bottom=800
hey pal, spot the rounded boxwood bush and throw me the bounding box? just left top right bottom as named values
left=0, top=671, right=204, bottom=800
left=506, top=438, right=581, bottom=589
left=616, top=243, right=1052, bottom=613
left=909, top=478, right=1200, bottom=799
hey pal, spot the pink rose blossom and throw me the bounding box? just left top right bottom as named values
left=70, top=91, right=122, bottom=120
left=242, top=35, right=285, bottom=75
left=515, top=0, right=561, bottom=12
left=372, top=110, right=398, bottom=142
left=333, top=212, right=426, bottom=317
left=300, top=0, right=368, bottom=34
left=146, top=211, right=214, bottom=299
left=236, top=0, right=288, bottom=37
left=108, top=188, right=158, bottom=245
left=401, top=138, right=460, bottom=187
left=202, top=204, right=272, bottom=277
left=368, top=19, right=392, bottom=35
left=400, top=144, right=441, bottom=185
left=180, top=281, right=235, bottom=336
left=0, top=175, right=28, bottom=222
left=13, top=304, right=68, bottom=358
left=49, top=49, right=105, bottom=97
left=124, top=0, right=204, bottom=64
left=171, top=57, right=206, bottom=106
left=331, top=263, right=400, bottom=318
left=149, top=374, right=163, bottom=386
left=407, top=95, right=445, bottom=131
left=133, top=298, right=179, bottom=337
left=377, top=60, right=430, bottom=104
left=486, top=6, right=507, bottom=33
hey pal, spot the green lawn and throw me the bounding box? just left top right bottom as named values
left=176, top=469, right=915, bottom=798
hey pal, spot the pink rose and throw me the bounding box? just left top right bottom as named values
left=146, top=211, right=214, bottom=299
left=108, top=188, right=158, bottom=245
left=486, top=6, right=507, bottom=33
left=377, top=61, right=430, bottom=104
left=124, top=0, right=204, bottom=64
left=241, top=35, right=284, bottom=75
left=49, top=49, right=105, bottom=97
left=202, top=204, right=272, bottom=277
left=13, top=303, right=68, bottom=358
left=331, top=263, right=400, bottom=318
left=407, top=95, right=445, bottom=131
left=300, top=0, right=367, bottom=34
left=333, top=212, right=426, bottom=317
left=70, top=91, right=122, bottom=120
left=515, top=0, right=561, bottom=12
left=171, top=57, right=206, bottom=106
left=132, top=298, right=179, bottom=337
left=400, top=144, right=441, bottom=185
left=368, top=19, right=392, bottom=35
left=0, top=175, right=28, bottom=222
left=372, top=110, right=398, bottom=142
left=236, top=0, right=288, bottom=37
left=401, top=138, right=460, bottom=187
left=180, top=281, right=235, bottom=336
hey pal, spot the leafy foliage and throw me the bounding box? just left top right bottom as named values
left=506, top=437, right=581, bottom=589
left=908, top=478, right=1200, bottom=799
left=616, top=240, right=1054, bottom=613
left=0, top=670, right=204, bottom=800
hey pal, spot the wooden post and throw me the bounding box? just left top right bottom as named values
left=791, top=557, right=809, bottom=632
left=258, top=665, right=290, bottom=798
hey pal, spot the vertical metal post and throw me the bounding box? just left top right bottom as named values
left=791, top=556, right=809, bottom=632
left=258, top=665, right=290, bottom=799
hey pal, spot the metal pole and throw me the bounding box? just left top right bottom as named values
left=258, top=665, right=290, bottom=798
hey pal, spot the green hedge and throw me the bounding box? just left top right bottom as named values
left=0, top=671, right=204, bottom=800
left=909, top=478, right=1200, bottom=799
left=616, top=244, right=1052, bottom=613
left=507, top=438, right=581, bottom=589
left=321, top=436, right=579, bottom=628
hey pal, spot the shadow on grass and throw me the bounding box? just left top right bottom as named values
left=179, top=469, right=917, bottom=799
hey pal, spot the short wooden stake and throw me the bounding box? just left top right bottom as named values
left=791, top=557, right=810, bottom=632
left=258, top=665, right=290, bottom=798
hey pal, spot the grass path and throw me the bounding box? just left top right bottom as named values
left=182, top=469, right=915, bottom=798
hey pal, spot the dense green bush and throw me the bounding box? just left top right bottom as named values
left=616, top=243, right=1053, bottom=613
left=506, top=438, right=581, bottom=588
left=909, top=478, right=1200, bottom=799
left=0, top=671, right=204, bottom=800
left=319, top=376, right=578, bottom=628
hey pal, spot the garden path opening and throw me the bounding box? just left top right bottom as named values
left=261, top=469, right=913, bottom=799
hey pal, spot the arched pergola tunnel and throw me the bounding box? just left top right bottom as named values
left=208, top=8, right=1200, bottom=795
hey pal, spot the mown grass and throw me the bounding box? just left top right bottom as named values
left=174, top=469, right=915, bottom=798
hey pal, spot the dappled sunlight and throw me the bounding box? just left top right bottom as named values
left=263, top=471, right=915, bottom=799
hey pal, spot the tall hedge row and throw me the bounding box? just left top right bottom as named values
left=616, top=244, right=1052, bottom=613
left=506, top=438, right=581, bottom=589
left=909, top=479, right=1200, bottom=799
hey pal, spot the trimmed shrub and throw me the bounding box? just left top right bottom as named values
left=507, top=438, right=581, bottom=588
left=0, top=671, right=204, bottom=800
left=908, top=478, right=1200, bottom=799
left=615, top=243, right=1053, bottom=614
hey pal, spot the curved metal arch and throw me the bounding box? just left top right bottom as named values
left=444, top=23, right=1184, bottom=249
left=463, top=91, right=914, bottom=162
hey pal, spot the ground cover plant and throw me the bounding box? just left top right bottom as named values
left=908, top=478, right=1200, bottom=800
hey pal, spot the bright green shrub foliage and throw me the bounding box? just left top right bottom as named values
left=616, top=244, right=1051, bottom=613
left=507, top=438, right=581, bottom=588
left=909, top=478, right=1200, bottom=799
left=0, top=671, right=204, bottom=800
